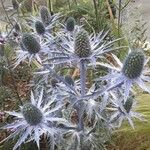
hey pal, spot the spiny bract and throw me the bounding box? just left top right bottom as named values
left=40, top=6, right=51, bottom=26
left=66, top=17, right=76, bottom=32
left=122, top=51, right=144, bottom=79
left=22, top=33, right=41, bottom=54
left=65, top=75, right=74, bottom=86
left=12, top=0, right=19, bottom=10
left=22, top=103, right=43, bottom=125
left=74, top=29, right=91, bottom=58
left=35, top=21, right=46, bottom=35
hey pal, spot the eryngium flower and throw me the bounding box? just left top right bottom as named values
left=123, top=97, right=133, bottom=113
left=109, top=94, right=144, bottom=129
left=74, top=29, right=92, bottom=58
left=66, top=17, right=76, bottom=32
left=22, top=33, right=41, bottom=54
left=65, top=75, right=74, bottom=86
left=12, top=0, right=19, bottom=10
left=35, top=21, right=46, bottom=35
left=22, top=103, right=43, bottom=125
left=49, top=29, right=124, bottom=66
left=14, top=23, right=21, bottom=32
left=40, top=6, right=51, bottom=26
left=97, top=50, right=150, bottom=101
left=1, top=89, right=67, bottom=150
left=122, top=51, right=144, bottom=79
left=15, top=34, right=49, bottom=67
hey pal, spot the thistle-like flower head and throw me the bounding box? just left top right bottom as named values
left=74, top=29, right=92, bottom=58
left=40, top=6, right=51, bottom=26
left=97, top=50, right=150, bottom=101
left=12, top=0, right=19, bottom=10
left=35, top=21, right=46, bottom=35
left=66, top=17, right=76, bottom=32
left=123, top=97, right=133, bottom=113
left=109, top=93, right=144, bottom=129
left=65, top=75, right=74, bottom=86
left=122, top=50, right=144, bottom=79
left=22, top=103, right=43, bottom=126
left=50, top=28, right=122, bottom=66
left=22, top=33, right=41, bottom=54
left=14, top=23, right=21, bottom=32
left=1, top=89, right=67, bottom=150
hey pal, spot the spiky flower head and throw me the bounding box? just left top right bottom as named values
left=65, top=75, right=74, bottom=86
left=122, top=50, right=144, bottom=79
left=35, top=21, right=46, bottom=35
left=74, top=29, right=92, bottom=58
left=14, top=23, right=21, bottom=32
left=22, top=103, right=43, bottom=125
left=123, top=97, right=133, bottom=113
left=66, top=17, right=76, bottom=32
left=12, top=0, right=19, bottom=10
left=21, top=33, right=41, bottom=54
left=40, top=6, right=51, bottom=26
left=51, top=78, right=58, bottom=88
left=1, top=89, right=67, bottom=150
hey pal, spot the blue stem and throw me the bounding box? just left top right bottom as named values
left=80, top=61, right=86, bottom=96
left=77, top=60, right=86, bottom=131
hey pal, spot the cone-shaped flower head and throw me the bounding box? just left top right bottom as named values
left=35, top=21, right=46, bottom=35
left=22, top=33, right=41, bottom=54
left=14, top=23, right=21, bottom=32
left=12, top=0, right=19, bottom=10
left=74, top=29, right=92, bottom=58
left=123, top=97, right=133, bottom=113
left=40, top=6, right=51, bottom=26
left=22, top=103, right=43, bottom=125
left=1, top=89, right=67, bottom=150
left=51, top=78, right=58, bottom=88
left=66, top=17, right=76, bottom=32
left=65, top=75, right=74, bottom=86
left=122, top=51, right=145, bottom=79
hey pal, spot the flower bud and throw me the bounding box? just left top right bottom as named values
left=35, top=21, right=46, bottom=35
left=40, top=6, right=51, bottom=26
left=22, top=103, right=43, bottom=125
left=122, top=51, right=144, bottom=79
left=74, top=29, right=91, bottom=58
left=22, top=33, right=41, bottom=54
left=12, top=0, right=19, bottom=10
left=65, top=75, right=74, bottom=86
left=123, top=97, right=133, bottom=113
left=66, top=17, right=76, bottom=32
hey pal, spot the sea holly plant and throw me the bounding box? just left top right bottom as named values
left=0, top=4, right=150, bottom=150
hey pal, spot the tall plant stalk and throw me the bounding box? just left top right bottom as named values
left=48, top=0, right=53, bottom=12
left=118, top=0, right=122, bottom=41
left=77, top=60, right=86, bottom=132
left=93, top=0, right=99, bottom=29
left=68, top=0, right=71, bottom=11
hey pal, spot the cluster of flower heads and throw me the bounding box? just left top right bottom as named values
left=1, top=4, right=150, bottom=150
